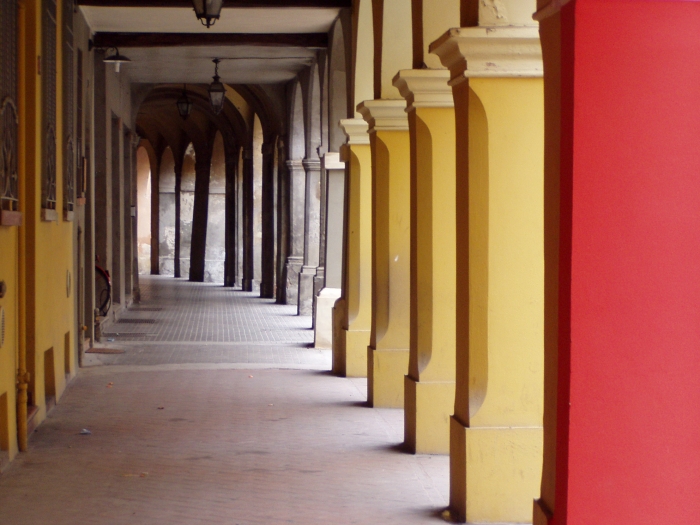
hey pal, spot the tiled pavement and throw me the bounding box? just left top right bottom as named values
left=0, top=277, right=449, bottom=524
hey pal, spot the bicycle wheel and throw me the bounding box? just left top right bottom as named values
left=95, top=267, right=112, bottom=316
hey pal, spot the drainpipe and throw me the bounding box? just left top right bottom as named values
left=16, top=0, right=28, bottom=453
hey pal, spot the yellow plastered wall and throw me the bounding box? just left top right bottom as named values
left=0, top=226, right=19, bottom=462
left=25, top=0, right=75, bottom=425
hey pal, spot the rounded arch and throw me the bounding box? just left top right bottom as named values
left=304, top=61, right=323, bottom=160
left=329, top=16, right=350, bottom=152
left=289, top=80, right=306, bottom=161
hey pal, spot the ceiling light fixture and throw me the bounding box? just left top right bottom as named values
left=103, top=47, right=131, bottom=73
left=208, top=59, right=226, bottom=115
left=177, top=84, right=193, bottom=120
left=192, top=0, right=223, bottom=28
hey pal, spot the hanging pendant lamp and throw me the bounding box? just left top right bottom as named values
left=103, top=47, right=131, bottom=73
left=208, top=59, right=226, bottom=115
left=177, top=84, right=193, bottom=120
left=192, top=0, right=224, bottom=28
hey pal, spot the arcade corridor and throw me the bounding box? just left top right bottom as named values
left=0, top=277, right=448, bottom=524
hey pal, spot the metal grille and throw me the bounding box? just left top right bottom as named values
left=42, top=0, right=58, bottom=211
left=0, top=0, right=19, bottom=212
left=63, top=0, right=75, bottom=212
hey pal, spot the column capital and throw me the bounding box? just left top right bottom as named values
left=392, top=70, right=453, bottom=112
left=302, top=158, right=322, bottom=171
left=430, top=27, right=543, bottom=85
left=322, top=152, right=345, bottom=170
left=357, top=100, right=409, bottom=132
left=261, top=142, right=276, bottom=155
left=339, top=118, right=370, bottom=145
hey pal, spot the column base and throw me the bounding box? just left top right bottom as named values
left=332, top=298, right=346, bottom=375
left=367, top=347, right=409, bottom=408
left=297, top=267, right=316, bottom=316
left=285, top=258, right=303, bottom=305
left=242, top=278, right=253, bottom=292
left=404, top=376, right=455, bottom=454
left=450, top=416, right=543, bottom=523
left=533, top=498, right=553, bottom=525
left=341, top=329, right=369, bottom=377
left=314, top=288, right=341, bottom=349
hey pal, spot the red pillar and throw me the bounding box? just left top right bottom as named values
left=537, top=1, right=700, bottom=524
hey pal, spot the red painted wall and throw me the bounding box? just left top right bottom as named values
left=555, top=1, right=700, bottom=524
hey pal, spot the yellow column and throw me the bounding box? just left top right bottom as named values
left=357, top=100, right=410, bottom=408
left=432, top=27, right=545, bottom=523
left=333, top=119, right=372, bottom=377
left=393, top=70, right=456, bottom=454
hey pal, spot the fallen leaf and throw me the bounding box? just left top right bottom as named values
left=248, top=375, right=254, bottom=378
left=157, top=406, right=165, bottom=410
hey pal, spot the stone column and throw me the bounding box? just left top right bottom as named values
left=394, top=70, right=456, bottom=454
left=357, top=100, right=411, bottom=409
left=314, top=153, right=345, bottom=348
left=284, top=159, right=305, bottom=304
left=242, top=148, right=254, bottom=291
left=260, top=141, right=276, bottom=298
left=224, top=147, right=238, bottom=287
left=189, top=156, right=212, bottom=282
left=333, top=119, right=372, bottom=377
left=173, top=159, right=182, bottom=278
left=298, top=158, right=321, bottom=316
left=275, top=140, right=289, bottom=303
left=432, top=26, right=545, bottom=523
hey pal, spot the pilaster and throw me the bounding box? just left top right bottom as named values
left=393, top=69, right=456, bottom=454
left=432, top=25, right=545, bottom=524
left=357, top=99, right=411, bottom=408
left=333, top=118, right=371, bottom=377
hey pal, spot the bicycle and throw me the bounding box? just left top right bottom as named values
left=95, top=256, right=112, bottom=317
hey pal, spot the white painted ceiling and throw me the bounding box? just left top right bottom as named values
left=80, top=6, right=338, bottom=84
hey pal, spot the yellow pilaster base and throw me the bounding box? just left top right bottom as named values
left=367, top=348, right=409, bottom=407
left=404, top=376, right=455, bottom=454
left=343, top=329, right=370, bottom=377
left=450, top=417, right=543, bottom=523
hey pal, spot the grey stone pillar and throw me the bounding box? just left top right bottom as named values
left=150, top=154, right=160, bottom=275
left=224, top=147, right=238, bottom=287
left=260, top=140, right=276, bottom=298
left=314, top=152, right=346, bottom=348
left=276, top=139, right=289, bottom=303
left=189, top=156, right=212, bottom=282
left=285, top=159, right=305, bottom=304
left=242, top=148, right=254, bottom=291
left=173, top=159, right=182, bottom=278
left=110, top=116, right=124, bottom=306
left=122, top=132, right=134, bottom=300
left=297, top=157, right=321, bottom=316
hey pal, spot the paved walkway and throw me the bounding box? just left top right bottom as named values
left=0, top=277, right=449, bottom=524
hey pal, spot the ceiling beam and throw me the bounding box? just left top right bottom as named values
left=77, top=0, right=350, bottom=7
left=92, top=32, right=328, bottom=48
